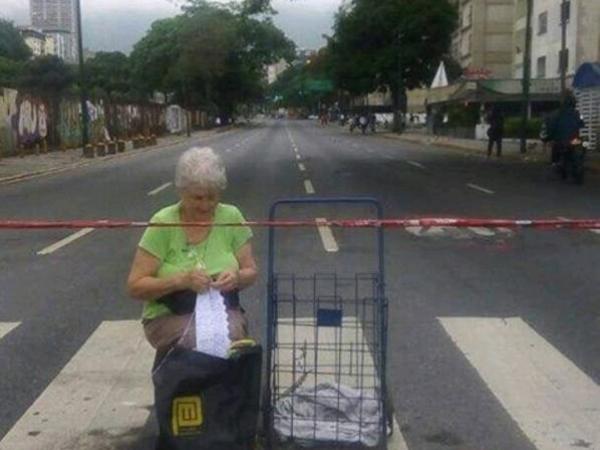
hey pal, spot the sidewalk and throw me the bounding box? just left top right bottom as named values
left=0, top=128, right=231, bottom=185
left=381, top=131, right=600, bottom=171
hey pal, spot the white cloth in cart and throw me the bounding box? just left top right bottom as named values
left=274, top=382, right=384, bottom=447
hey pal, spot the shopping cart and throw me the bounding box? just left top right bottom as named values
left=264, top=197, right=391, bottom=449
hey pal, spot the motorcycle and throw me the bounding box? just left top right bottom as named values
left=558, top=136, right=588, bottom=185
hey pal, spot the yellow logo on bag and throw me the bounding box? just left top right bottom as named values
left=172, top=396, right=203, bottom=436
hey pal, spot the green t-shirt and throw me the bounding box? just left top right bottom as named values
left=138, top=202, right=253, bottom=320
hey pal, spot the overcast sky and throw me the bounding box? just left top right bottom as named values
left=1, top=0, right=342, bottom=53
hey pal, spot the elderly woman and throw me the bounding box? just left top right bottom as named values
left=127, top=147, right=258, bottom=358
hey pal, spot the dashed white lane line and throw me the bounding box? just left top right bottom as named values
left=467, top=183, right=495, bottom=195
left=37, top=228, right=95, bottom=256
left=147, top=182, right=172, bottom=196
left=440, top=317, right=600, bottom=450
left=0, top=322, right=20, bottom=340
left=298, top=163, right=306, bottom=172
left=295, top=154, right=301, bottom=160
left=558, top=217, right=600, bottom=236
left=316, top=218, right=339, bottom=252
left=304, top=179, right=315, bottom=194
left=406, top=160, right=426, bottom=169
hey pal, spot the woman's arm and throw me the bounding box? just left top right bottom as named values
left=211, top=242, right=258, bottom=292
left=127, top=248, right=186, bottom=302
left=127, top=248, right=212, bottom=301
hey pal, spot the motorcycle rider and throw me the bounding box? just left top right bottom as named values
left=547, top=92, right=585, bottom=166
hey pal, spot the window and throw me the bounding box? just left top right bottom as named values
left=537, top=56, right=546, bottom=78
left=558, top=48, right=569, bottom=73
left=538, top=12, right=547, bottom=35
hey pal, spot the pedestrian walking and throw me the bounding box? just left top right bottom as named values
left=486, top=106, right=504, bottom=157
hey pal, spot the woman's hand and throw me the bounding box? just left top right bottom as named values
left=211, top=270, right=240, bottom=293
left=179, top=270, right=211, bottom=293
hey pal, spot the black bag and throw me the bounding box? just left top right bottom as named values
left=153, top=344, right=262, bottom=450
left=157, top=289, right=241, bottom=315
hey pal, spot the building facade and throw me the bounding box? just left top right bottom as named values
left=450, top=0, right=516, bottom=78
left=513, top=0, right=600, bottom=79
left=30, top=0, right=78, bottom=62
left=19, top=27, right=47, bottom=57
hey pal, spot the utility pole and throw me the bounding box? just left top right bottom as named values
left=75, top=0, right=89, bottom=150
left=520, top=0, right=533, bottom=154
left=560, top=0, right=569, bottom=103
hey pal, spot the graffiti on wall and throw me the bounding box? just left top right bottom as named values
left=1, top=86, right=203, bottom=156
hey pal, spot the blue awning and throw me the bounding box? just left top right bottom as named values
left=573, top=62, right=600, bottom=89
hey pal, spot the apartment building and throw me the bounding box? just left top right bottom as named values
left=450, top=0, right=516, bottom=78
left=514, top=0, right=600, bottom=79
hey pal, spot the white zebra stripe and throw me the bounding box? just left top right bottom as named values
left=0, top=321, right=154, bottom=450
left=439, top=317, right=600, bottom=450
left=0, top=322, right=20, bottom=340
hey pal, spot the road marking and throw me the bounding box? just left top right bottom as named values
left=405, top=226, right=446, bottom=237
left=468, top=227, right=496, bottom=237
left=276, top=317, right=408, bottom=449
left=296, top=154, right=301, bottom=160
left=304, top=179, right=315, bottom=194
left=439, top=317, right=600, bottom=450
left=406, top=160, right=426, bottom=169
left=0, top=321, right=154, bottom=450
left=37, top=228, right=94, bottom=256
left=0, top=322, right=20, bottom=340
left=147, top=182, right=172, bottom=196
left=316, top=218, right=339, bottom=252
left=558, top=217, right=600, bottom=235
left=467, top=183, right=495, bottom=195
left=298, top=163, right=306, bottom=172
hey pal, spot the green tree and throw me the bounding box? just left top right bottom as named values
left=131, top=1, right=294, bottom=120
left=86, top=52, right=132, bottom=100
left=0, top=19, right=31, bottom=62
left=329, top=0, right=457, bottom=130
left=0, top=56, right=24, bottom=88
left=18, top=55, right=74, bottom=93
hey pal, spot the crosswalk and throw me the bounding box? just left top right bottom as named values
left=0, top=319, right=598, bottom=450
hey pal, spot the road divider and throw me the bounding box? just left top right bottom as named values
left=37, top=228, right=94, bottom=255
left=316, top=218, right=339, bottom=252
left=147, top=182, right=172, bottom=196
left=304, top=179, right=315, bottom=194
left=467, top=183, right=495, bottom=195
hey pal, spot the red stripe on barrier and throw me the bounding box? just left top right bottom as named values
left=0, top=219, right=599, bottom=230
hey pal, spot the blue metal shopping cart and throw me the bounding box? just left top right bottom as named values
left=264, top=197, right=391, bottom=449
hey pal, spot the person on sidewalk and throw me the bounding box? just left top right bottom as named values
left=486, top=106, right=504, bottom=158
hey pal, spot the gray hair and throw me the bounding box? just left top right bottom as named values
left=175, top=147, right=227, bottom=191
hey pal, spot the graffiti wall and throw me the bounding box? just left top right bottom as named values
left=0, top=87, right=202, bottom=157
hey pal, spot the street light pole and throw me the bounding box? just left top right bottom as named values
left=560, top=0, right=569, bottom=103
left=75, top=0, right=89, bottom=150
left=520, top=0, right=533, bottom=154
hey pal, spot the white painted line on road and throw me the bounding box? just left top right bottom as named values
left=0, top=321, right=154, bottom=450
left=406, top=160, right=426, bottom=169
left=591, top=230, right=600, bottom=235
left=295, top=154, right=301, bottom=160
left=557, top=217, right=600, bottom=235
left=298, top=163, right=306, bottom=172
left=276, top=317, right=408, bottom=449
left=147, top=182, right=172, bottom=196
left=439, top=317, right=600, bottom=450
left=316, top=218, right=339, bottom=252
left=37, top=228, right=95, bottom=256
left=468, top=227, right=496, bottom=237
left=467, top=183, right=495, bottom=195
left=304, top=179, right=315, bottom=194
left=0, top=322, right=20, bottom=340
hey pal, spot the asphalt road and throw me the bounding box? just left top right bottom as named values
left=0, top=120, right=598, bottom=450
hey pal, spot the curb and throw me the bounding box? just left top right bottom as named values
left=0, top=128, right=236, bottom=186
left=381, top=132, right=600, bottom=173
